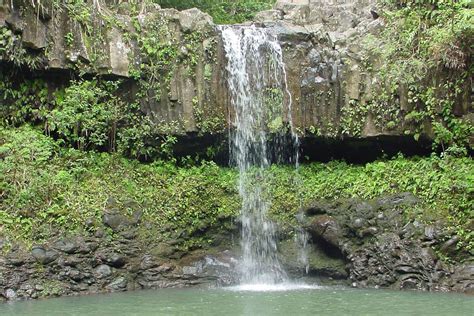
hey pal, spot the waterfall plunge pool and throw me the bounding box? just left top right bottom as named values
left=1, top=286, right=473, bottom=316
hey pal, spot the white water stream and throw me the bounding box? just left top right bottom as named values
left=220, top=25, right=305, bottom=286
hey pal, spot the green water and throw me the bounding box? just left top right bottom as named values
left=1, top=287, right=473, bottom=316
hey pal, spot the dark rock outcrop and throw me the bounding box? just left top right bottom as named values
left=0, top=0, right=470, bottom=144
left=0, top=233, right=239, bottom=301
left=301, top=193, right=474, bottom=293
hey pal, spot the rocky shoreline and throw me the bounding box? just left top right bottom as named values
left=302, top=193, right=474, bottom=293
left=1, top=192, right=472, bottom=302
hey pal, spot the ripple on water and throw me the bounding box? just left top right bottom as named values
left=226, top=283, right=323, bottom=292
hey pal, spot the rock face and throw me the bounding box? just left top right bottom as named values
left=301, top=193, right=474, bottom=293
left=1, top=0, right=471, bottom=142
left=0, top=234, right=239, bottom=301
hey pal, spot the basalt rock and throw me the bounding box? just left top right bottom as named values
left=301, top=193, right=474, bottom=293
left=0, top=0, right=470, bottom=147
left=306, top=215, right=341, bottom=248
left=0, top=233, right=239, bottom=301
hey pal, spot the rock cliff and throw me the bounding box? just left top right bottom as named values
left=1, top=0, right=471, bottom=145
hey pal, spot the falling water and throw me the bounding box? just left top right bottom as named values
left=220, top=25, right=300, bottom=284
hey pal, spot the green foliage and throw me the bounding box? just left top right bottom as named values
left=63, top=0, right=92, bottom=25
left=0, top=75, right=49, bottom=126
left=265, top=154, right=474, bottom=251
left=0, top=27, right=44, bottom=68
left=264, top=87, right=286, bottom=133
left=360, top=0, right=473, bottom=152
left=0, top=74, right=176, bottom=159
left=0, top=126, right=239, bottom=247
left=47, top=80, right=122, bottom=150
left=340, top=99, right=369, bottom=136
left=1, top=126, right=472, bottom=253
left=155, top=0, right=276, bottom=24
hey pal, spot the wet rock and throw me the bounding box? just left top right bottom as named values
left=106, top=277, right=128, bottom=291
left=182, top=266, right=198, bottom=275
left=399, top=275, right=426, bottom=290
left=140, top=255, right=159, bottom=270
left=451, top=264, right=474, bottom=293
left=68, top=269, right=84, bottom=282
left=307, top=215, right=341, bottom=247
left=106, top=254, right=127, bottom=268
left=440, top=236, right=460, bottom=255
left=300, top=194, right=468, bottom=292
left=95, top=264, right=112, bottom=279
left=4, top=289, right=16, bottom=299
left=31, top=246, right=58, bottom=265
left=53, top=239, right=79, bottom=254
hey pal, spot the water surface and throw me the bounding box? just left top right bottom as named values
left=1, top=286, right=473, bottom=316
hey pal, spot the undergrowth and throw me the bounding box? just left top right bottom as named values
left=1, top=126, right=472, bottom=253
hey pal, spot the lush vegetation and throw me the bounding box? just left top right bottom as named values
left=0, top=0, right=472, bottom=264
left=155, top=0, right=276, bottom=24
left=1, top=126, right=472, bottom=253
left=0, top=73, right=183, bottom=160
left=357, top=0, right=473, bottom=154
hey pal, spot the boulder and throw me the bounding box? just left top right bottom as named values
left=106, top=277, right=128, bottom=291
left=94, top=264, right=112, bottom=279
left=31, top=246, right=58, bottom=265
left=254, top=10, right=283, bottom=23
left=106, top=254, right=127, bottom=268
left=102, top=213, right=131, bottom=232
left=53, top=239, right=79, bottom=254
left=306, top=214, right=342, bottom=248
left=179, top=8, right=213, bottom=33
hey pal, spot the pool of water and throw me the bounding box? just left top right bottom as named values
left=1, top=285, right=473, bottom=316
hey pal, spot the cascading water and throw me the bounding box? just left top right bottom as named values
left=220, top=25, right=300, bottom=285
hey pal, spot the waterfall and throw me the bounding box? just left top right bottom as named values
left=220, top=25, right=300, bottom=285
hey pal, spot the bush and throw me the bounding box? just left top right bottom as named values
left=47, top=80, right=122, bottom=150
left=155, top=0, right=276, bottom=24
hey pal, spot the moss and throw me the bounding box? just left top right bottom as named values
left=1, top=126, right=472, bottom=253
